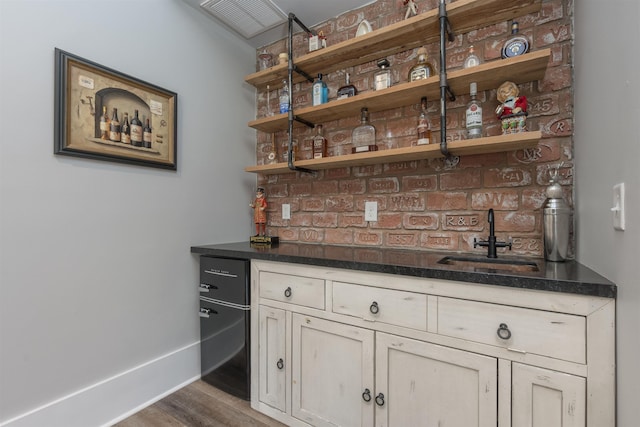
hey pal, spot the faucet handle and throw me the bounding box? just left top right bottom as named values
left=507, top=237, right=513, bottom=251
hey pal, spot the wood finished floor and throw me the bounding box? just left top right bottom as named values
left=113, top=380, right=286, bottom=427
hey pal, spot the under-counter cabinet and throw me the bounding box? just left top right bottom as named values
left=250, top=260, right=614, bottom=427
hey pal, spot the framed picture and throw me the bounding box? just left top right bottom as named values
left=54, top=48, right=178, bottom=170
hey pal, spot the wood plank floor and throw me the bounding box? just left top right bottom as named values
left=113, top=380, right=286, bottom=427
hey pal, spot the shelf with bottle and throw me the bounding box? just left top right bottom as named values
left=248, top=48, right=550, bottom=133
left=244, top=0, right=541, bottom=90
left=245, top=131, right=541, bottom=174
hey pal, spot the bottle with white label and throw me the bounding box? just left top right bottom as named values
left=465, top=82, right=483, bottom=139
left=374, top=59, right=391, bottom=91
left=279, top=80, right=290, bottom=114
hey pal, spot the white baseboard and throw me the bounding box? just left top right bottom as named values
left=1, top=341, right=201, bottom=427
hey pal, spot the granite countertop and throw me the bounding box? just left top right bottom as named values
left=191, top=241, right=616, bottom=298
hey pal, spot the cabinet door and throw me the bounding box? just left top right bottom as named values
left=512, top=363, right=586, bottom=427
left=375, top=332, right=498, bottom=427
left=258, top=306, right=287, bottom=412
left=292, top=314, right=375, bottom=427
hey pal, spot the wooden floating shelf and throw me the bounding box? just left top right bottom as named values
left=248, top=49, right=550, bottom=133
left=245, top=0, right=541, bottom=90
left=245, top=131, right=542, bottom=174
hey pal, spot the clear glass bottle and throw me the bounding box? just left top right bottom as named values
left=99, top=105, right=110, bottom=140
left=337, top=72, right=357, bottom=99
left=501, top=21, right=530, bottom=59
left=465, top=82, right=483, bottom=139
left=279, top=80, right=290, bottom=114
left=374, top=58, right=391, bottom=91
left=312, top=125, right=327, bottom=159
left=408, top=47, right=435, bottom=81
left=352, top=107, right=377, bottom=153
left=416, top=97, right=431, bottom=145
left=463, top=45, right=481, bottom=68
left=312, top=73, right=328, bottom=106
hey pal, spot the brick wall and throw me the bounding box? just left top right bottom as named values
left=253, top=0, right=573, bottom=258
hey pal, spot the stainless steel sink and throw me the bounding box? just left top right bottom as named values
left=437, top=256, right=540, bottom=273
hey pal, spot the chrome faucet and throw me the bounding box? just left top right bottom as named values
left=474, top=209, right=512, bottom=258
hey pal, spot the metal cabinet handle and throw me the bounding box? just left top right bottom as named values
left=497, top=323, right=512, bottom=340
left=277, top=358, right=284, bottom=370
left=284, top=287, right=292, bottom=298
left=199, top=283, right=211, bottom=292
left=375, top=392, right=385, bottom=406
left=370, top=301, right=379, bottom=314
left=199, top=307, right=217, bottom=318
left=362, top=388, right=372, bottom=402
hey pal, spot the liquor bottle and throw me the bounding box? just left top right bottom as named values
left=312, top=125, right=327, bottom=159
left=416, top=97, right=431, bottom=145
left=109, top=108, right=121, bottom=142
left=465, top=82, right=483, bottom=139
left=279, top=80, right=290, bottom=114
left=99, top=106, right=110, bottom=140
left=281, top=137, right=298, bottom=162
left=463, top=45, right=481, bottom=68
left=312, top=73, right=328, bottom=106
left=374, top=58, right=391, bottom=91
left=352, top=107, right=377, bottom=153
left=337, top=72, right=357, bottom=99
left=130, top=110, right=143, bottom=147
left=501, top=21, right=530, bottom=59
left=408, top=47, right=435, bottom=81
left=120, top=112, right=131, bottom=144
left=143, top=119, right=152, bottom=148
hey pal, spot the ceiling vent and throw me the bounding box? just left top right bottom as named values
left=200, top=0, right=287, bottom=39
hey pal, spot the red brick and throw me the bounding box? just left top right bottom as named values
left=340, top=179, right=366, bottom=194
left=384, top=161, right=419, bottom=174
left=289, top=182, right=313, bottom=196
left=540, top=116, right=572, bottom=137
left=353, top=164, right=383, bottom=177
left=369, top=177, right=399, bottom=193
left=458, top=152, right=505, bottom=168
left=313, top=212, right=338, bottom=228
left=402, top=175, right=437, bottom=192
left=389, top=194, right=425, bottom=211
left=312, top=180, right=339, bottom=195
left=484, top=168, right=533, bottom=187
left=443, top=213, right=483, bottom=231
left=495, top=211, right=536, bottom=232
left=278, top=228, right=298, bottom=241
left=326, top=195, right=355, bottom=212
left=339, top=213, right=367, bottom=228
left=301, top=198, right=325, bottom=211
left=535, top=22, right=571, bottom=47
left=299, top=229, right=324, bottom=243
left=325, top=228, right=354, bottom=245
left=522, top=188, right=547, bottom=210
left=354, top=231, right=383, bottom=246
left=440, top=170, right=482, bottom=190
left=540, top=65, right=572, bottom=92
left=420, top=232, right=459, bottom=251
left=290, top=213, right=313, bottom=227
left=326, top=167, right=351, bottom=179
left=427, top=192, right=469, bottom=210
left=373, top=213, right=403, bottom=229
left=471, top=190, right=519, bottom=210
left=385, top=232, right=419, bottom=248
left=403, top=213, right=439, bottom=230
left=510, top=236, right=544, bottom=257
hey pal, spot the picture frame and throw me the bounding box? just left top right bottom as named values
left=54, top=48, right=178, bottom=170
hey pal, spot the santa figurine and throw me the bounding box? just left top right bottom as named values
left=495, top=81, right=527, bottom=119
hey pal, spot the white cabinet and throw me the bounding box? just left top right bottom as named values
left=375, top=332, right=497, bottom=427
left=511, top=363, right=586, bottom=427
left=250, top=260, right=615, bottom=427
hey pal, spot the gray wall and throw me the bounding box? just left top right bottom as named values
left=0, top=0, right=256, bottom=424
left=574, top=1, right=640, bottom=425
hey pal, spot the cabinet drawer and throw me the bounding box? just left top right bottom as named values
left=259, top=271, right=325, bottom=310
left=437, top=297, right=586, bottom=364
left=332, top=282, right=427, bottom=331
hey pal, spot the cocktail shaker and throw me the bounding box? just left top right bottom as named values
left=543, top=168, right=571, bottom=261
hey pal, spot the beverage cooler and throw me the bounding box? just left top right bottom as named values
left=199, top=256, right=250, bottom=400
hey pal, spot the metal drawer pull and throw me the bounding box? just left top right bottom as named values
left=277, top=358, right=284, bottom=370
left=370, top=301, right=379, bottom=314
left=362, top=388, right=372, bottom=402
left=284, top=287, right=292, bottom=298
left=497, top=323, right=512, bottom=340
left=199, top=307, right=217, bottom=318
left=375, top=392, right=385, bottom=406
left=199, top=283, right=218, bottom=292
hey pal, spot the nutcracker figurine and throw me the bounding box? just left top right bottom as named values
left=250, top=187, right=267, bottom=237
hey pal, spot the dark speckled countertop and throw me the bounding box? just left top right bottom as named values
left=191, top=241, right=616, bottom=298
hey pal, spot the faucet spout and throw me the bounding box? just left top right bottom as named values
left=474, top=208, right=512, bottom=258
